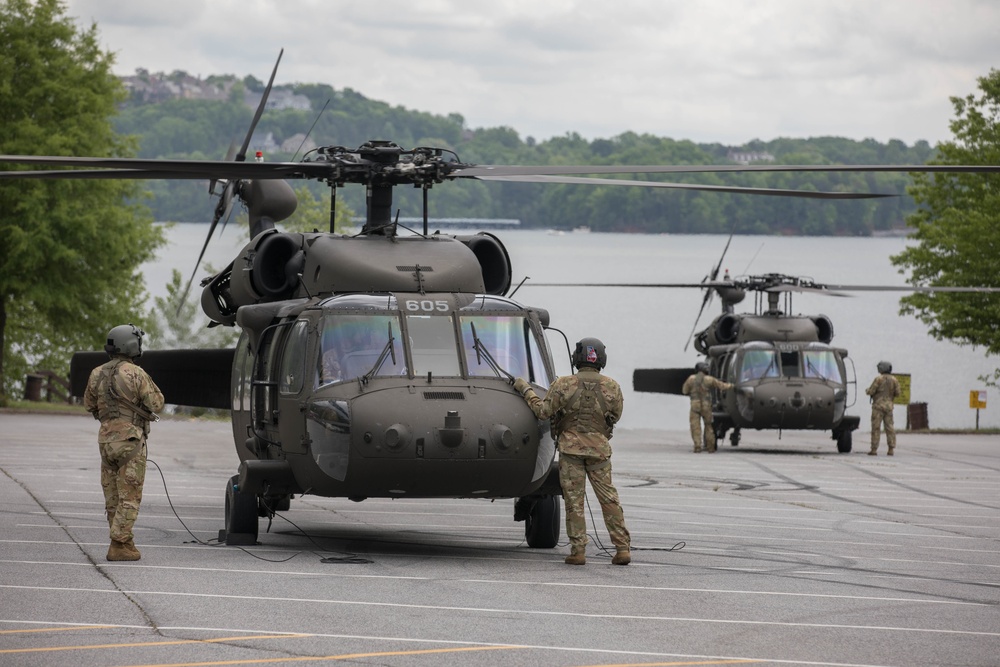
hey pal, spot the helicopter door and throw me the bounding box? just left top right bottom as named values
left=275, top=320, right=310, bottom=454
left=249, top=322, right=294, bottom=454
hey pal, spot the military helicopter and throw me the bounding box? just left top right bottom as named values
left=541, top=236, right=1000, bottom=453
left=634, top=270, right=861, bottom=451
left=3, top=51, right=1000, bottom=545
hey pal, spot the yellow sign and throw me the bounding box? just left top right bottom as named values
left=970, top=390, right=987, bottom=409
left=893, top=373, right=911, bottom=405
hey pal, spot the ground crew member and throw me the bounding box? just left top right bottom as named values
left=682, top=362, right=732, bottom=452
left=84, top=324, right=164, bottom=561
left=866, top=360, right=900, bottom=456
left=513, top=337, right=631, bottom=566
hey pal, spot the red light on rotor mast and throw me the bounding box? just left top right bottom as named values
left=255, top=151, right=263, bottom=162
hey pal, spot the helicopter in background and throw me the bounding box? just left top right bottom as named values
left=540, top=234, right=1000, bottom=453
left=634, top=271, right=861, bottom=451
left=4, top=50, right=1000, bottom=545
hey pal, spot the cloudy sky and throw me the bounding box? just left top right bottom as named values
left=65, top=0, right=997, bottom=147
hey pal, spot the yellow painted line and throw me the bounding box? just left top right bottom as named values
left=119, top=645, right=522, bottom=667
left=0, top=634, right=310, bottom=654
left=0, top=625, right=115, bottom=635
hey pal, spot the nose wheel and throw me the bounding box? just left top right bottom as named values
left=517, top=494, right=561, bottom=548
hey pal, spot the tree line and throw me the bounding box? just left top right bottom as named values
left=116, top=81, right=932, bottom=235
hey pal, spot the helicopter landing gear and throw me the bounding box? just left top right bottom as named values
left=835, top=429, right=853, bottom=453
left=729, top=428, right=741, bottom=447
left=521, top=494, right=561, bottom=548
left=224, top=474, right=259, bottom=546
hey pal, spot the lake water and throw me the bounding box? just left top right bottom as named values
left=144, top=224, right=999, bottom=431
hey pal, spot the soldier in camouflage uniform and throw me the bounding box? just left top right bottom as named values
left=513, top=337, right=631, bottom=566
left=682, top=362, right=733, bottom=452
left=84, top=324, right=164, bottom=561
left=866, top=360, right=901, bottom=456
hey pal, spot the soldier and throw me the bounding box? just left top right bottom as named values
left=682, top=361, right=733, bottom=452
left=513, top=337, right=631, bottom=566
left=84, top=324, right=164, bottom=561
left=866, top=360, right=901, bottom=456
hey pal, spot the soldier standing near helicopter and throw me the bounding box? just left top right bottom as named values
left=84, top=324, right=164, bottom=561
left=682, top=362, right=733, bottom=452
left=513, top=338, right=631, bottom=566
left=866, top=360, right=901, bottom=456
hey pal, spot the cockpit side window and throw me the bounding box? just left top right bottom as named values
left=317, top=314, right=406, bottom=386
left=279, top=320, right=309, bottom=395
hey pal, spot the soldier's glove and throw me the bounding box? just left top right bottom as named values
left=512, top=378, right=531, bottom=397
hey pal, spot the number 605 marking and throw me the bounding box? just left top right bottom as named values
left=405, top=300, right=449, bottom=312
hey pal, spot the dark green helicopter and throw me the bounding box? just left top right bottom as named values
left=542, top=236, right=1000, bottom=453
left=3, top=51, right=999, bottom=546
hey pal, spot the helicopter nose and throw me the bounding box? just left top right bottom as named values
left=790, top=391, right=805, bottom=409
left=438, top=410, right=465, bottom=448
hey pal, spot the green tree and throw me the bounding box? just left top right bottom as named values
left=0, top=0, right=164, bottom=403
left=145, top=268, right=238, bottom=350
left=891, top=69, right=1000, bottom=386
left=281, top=184, right=356, bottom=234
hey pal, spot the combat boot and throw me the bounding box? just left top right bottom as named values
left=693, top=447, right=701, bottom=453
left=107, top=540, right=141, bottom=561
left=868, top=448, right=877, bottom=456
left=887, top=448, right=894, bottom=456
left=611, top=549, right=631, bottom=566
left=564, top=551, right=586, bottom=565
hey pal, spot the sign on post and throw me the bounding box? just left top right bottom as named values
left=970, top=390, right=987, bottom=430
left=893, top=373, right=911, bottom=405
left=970, top=390, right=987, bottom=409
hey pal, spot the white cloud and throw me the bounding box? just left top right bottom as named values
left=64, top=0, right=999, bottom=145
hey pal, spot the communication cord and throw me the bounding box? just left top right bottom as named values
left=148, top=459, right=369, bottom=564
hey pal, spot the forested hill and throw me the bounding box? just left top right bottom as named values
left=117, top=72, right=934, bottom=235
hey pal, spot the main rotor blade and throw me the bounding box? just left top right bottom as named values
left=455, top=163, right=1000, bottom=177
left=473, top=174, right=893, bottom=199
left=237, top=49, right=283, bottom=162
left=710, top=221, right=738, bottom=281
left=822, top=284, right=1000, bottom=293
left=0, top=155, right=330, bottom=179
left=528, top=281, right=1000, bottom=293
left=684, top=288, right=713, bottom=352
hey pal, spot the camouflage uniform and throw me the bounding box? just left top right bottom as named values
left=682, top=371, right=732, bottom=452
left=84, top=356, right=164, bottom=555
left=866, top=372, right=900, bottom=455
left=515, top=368, right=630, bottom=559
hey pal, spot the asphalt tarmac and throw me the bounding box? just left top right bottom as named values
left=1, top=411, right=997, bottom=667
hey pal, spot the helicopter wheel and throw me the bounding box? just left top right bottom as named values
left=836, top=430, right=853, bottom=453
left=524, top=494, right=560, bottom=548
left=224, top=474, right=259, bottom=546
left=730, top=429, right=741, bottom=447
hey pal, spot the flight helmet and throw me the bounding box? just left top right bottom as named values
left=105, top=324, right=145, bottom=359
left=572, top=337, right=607, bottom=370
left=877, top=360, right=892, bottom=374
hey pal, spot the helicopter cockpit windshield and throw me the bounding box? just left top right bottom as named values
left=315, top=294, right=551, bottom=388
left=319, top=314, right=407, bottom=385
left=738, top=344, right=780, bottom=382
left=735, top=342, right=845, bottom=385
left=802, top=344, right=844, bottom=383
left=459, top=314, right=548, bottom=385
